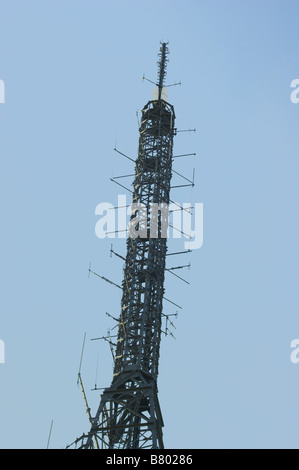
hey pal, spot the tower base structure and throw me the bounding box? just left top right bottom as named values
left=75, top=370, right=164, bottom=449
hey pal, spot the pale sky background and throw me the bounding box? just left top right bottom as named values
left=1, top=0, right=299, bottom=449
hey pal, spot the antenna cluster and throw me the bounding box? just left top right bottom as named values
left=67, top=42, right=197, bottom=450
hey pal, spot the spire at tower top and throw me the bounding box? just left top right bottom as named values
left=157, top=42, right=169, bottom=100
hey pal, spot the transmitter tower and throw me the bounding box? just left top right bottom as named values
left=70, top=43, right=192, bottom=450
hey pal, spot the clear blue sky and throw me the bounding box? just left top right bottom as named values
left=1, top=0, right=299, bottom=449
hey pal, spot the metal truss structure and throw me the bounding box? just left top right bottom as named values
left=69, top=43, right=178, bottom=450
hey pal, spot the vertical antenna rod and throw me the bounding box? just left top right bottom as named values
left=46, top=420, right=53, bottom=449
left=157, top=42, right=169, bottom=101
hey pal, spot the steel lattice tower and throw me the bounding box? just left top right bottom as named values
left=73, top=43, right=177, bottom=449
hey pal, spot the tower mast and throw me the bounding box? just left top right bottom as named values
left=72, top=42, right=176, bottom=449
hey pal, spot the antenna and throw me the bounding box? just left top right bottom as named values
left=76, top=333, right=100, bottom=449
left=77, top=332, right=86, bottom=381
left=107, top=329, right=115, bottom=361
left=162, top=312, right=178, bottom=339
left=143, top=42, right=180, bottom=102
left=93, top=352, right=100, bottom=390
left=157, top=42, right=169, bottom=100
left=88, top=267, right=122, bottom=290
left=46, top=419, right=53, bottom=449
left=176, top=127, right=196, bottom=133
